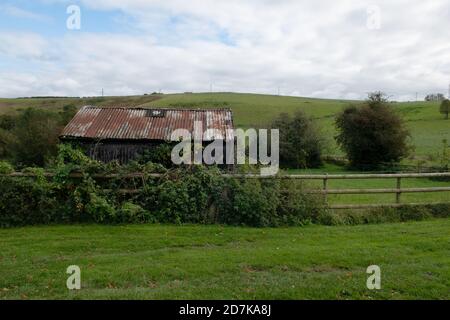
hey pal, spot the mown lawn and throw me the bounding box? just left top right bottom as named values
left=0, top=219, right=449, bottom=299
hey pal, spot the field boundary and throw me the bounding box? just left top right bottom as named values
left=2, top=171, right=450, bottom=210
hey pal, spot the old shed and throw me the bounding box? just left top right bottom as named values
left=59, top=106, right=234, bottom=163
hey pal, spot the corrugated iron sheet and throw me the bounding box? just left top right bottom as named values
left=60, top=106, right=234, bottom=141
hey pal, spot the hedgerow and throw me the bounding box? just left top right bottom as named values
left=0, top=145, right=331, bottom=227
left=0, top=145, right=448, bottom=228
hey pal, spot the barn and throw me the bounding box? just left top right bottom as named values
left=59, top=106, right=234, bottom=164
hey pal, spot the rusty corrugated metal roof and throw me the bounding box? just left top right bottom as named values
left=60, top=106, right=234, bottom=141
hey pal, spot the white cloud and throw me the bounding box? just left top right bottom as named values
left=0, top=32, right=50, bottom=60
left=0, top=4, right=51, bottom=22
left=1, top=0, right=450, bottom=100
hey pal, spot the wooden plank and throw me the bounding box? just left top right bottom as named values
left=0, top=172, right=163, bottom=179
left=396, top=177, right=402, bottom=203
left=113, top=187, right=450, bottom=195
left=3, top=172, right=54, bottom=177
left=323, top=175, right=328, bottom=203
left=305, top=187, right=450, bottom=194
left=330, top=202, right=450, bottom=209
left=223, top=173, right=450, bottom=179
left=267, top=172, right=450, bottom=179
left=1, top=171, right=450, bottom=179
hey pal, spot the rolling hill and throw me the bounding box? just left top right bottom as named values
left=0, top=92, right=448, bottom=164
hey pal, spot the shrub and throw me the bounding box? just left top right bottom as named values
left=335, top=92, right=410, bottom=169
left=271, top=111, right=323, bottom=169
left=85, top=193, right=116, bottom=223
left=116, top=202, right=153, bottom=224
left=0, top=128, right=16, bottom=159
left=0, top=107, right=79, bottom=167
left=398, top=206, right=433, bottom=221
left=137, top=166, right=225, bottom=224
left=60, top=104, right=78, bottom=124
left=138, top=143, right=174, bottom=168
left=0, top=176, right=58, bottom=227
left=0, top=114, right=17, bottom=131
left=440, top=99, right=450, bottom=119
left=425, top=203, right=450, bottom=218
left=0, top=160, right=14, bottom=174
left=10, top=108, right=63, bottom=167
left=277, top=181, right=328, bottom=225
left=218, top=177, right=279, bottom=226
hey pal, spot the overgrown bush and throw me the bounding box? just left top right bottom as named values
left=136, top=166, right=225, bottom=224
left=271, top=111, right=323, bottom=169
left=0, top=146, right=330, bottom=227
left=0, top=129, right=16, bottom=159
left=116, top=202, right=153, bottom=224
left=440, top=99, right=450, bottom=120
left=278, top=181, right=330, bottom=225
left=0, top=160, right=14, bottom=174
left=138, top=143, right=174, bottom=168
left=0, top=107, right=77, bottom=167
left=0, top=174, right=59, bottom=227
left=0, top=145, right=446, bottom=228
left=335, top=92, right=411, bottom=169
left=217, top=177, right=280, bottom=226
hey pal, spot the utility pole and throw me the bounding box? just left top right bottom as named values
left=101, top=88, right=104, bottom=97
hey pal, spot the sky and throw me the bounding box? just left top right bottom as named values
left=0, top=0, right=449, bottom=100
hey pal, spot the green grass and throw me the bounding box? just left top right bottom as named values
left=0, top=219, right=449, bottom=299
left=1, top=92, right=448, bottom=162
left=283, top=165, right=450, bottom=205
left=149, top=93, right=450, bottom=161
left=1, top=92, right=448, bottom=205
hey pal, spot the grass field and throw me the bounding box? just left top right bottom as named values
left=284, top=164, right=450, bottom=205
left=1, top=93, right=448, bottom=206
left=0, top=92, right=448, bottom=162
left=0, top=219, right=449, bottom=299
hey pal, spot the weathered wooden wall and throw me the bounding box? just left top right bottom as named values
left=65, top=139, right=235, bottom=165
left=81, top=141, right=159, bottom=164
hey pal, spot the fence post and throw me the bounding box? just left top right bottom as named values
left=396, top=177, right=401, bottom=203
left=323, top=173, right=328, bottom=203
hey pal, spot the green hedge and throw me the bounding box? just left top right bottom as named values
left=0, top=163, right=331, bottom=227
left=0, top=145, right=448, bottom=228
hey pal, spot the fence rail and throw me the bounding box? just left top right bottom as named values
left=2, top=171, right=449, bottom=210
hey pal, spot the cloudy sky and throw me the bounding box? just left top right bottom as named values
left=0, top=0, right=449, bottom=100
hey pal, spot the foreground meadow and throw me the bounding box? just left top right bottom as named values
left=1, top=218, right=449, bottom=299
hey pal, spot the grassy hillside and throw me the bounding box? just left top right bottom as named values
left=1, top=92, right=448, bottom=162
left=0, top=219, right=448, bottom=299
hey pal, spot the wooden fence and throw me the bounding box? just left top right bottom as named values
left=2, top=171, right=450, bottom=210
left=227, top=172, right=450, bottom=209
